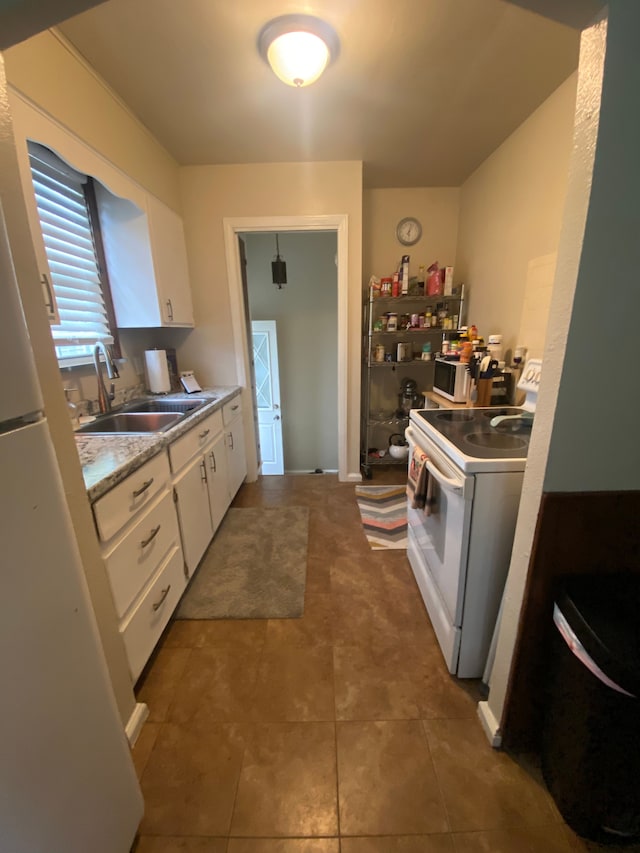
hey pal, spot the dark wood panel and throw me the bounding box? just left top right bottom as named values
left=501, top=490, right=640, bottom=752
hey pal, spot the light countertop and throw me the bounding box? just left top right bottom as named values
left=75, top=386, right=241, bottom=502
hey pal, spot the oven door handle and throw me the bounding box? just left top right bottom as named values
left=425, top=459, right=465, bottom=495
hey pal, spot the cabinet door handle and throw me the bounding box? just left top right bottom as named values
left=132, top=477, right=154, bottom=498
left=228, top=431, right=234, bottom=450
left=200, top=459, right=208, bottom=482
left=140, top=525, right=161, bottom=548
left=152, top=585, right=171, bottom=612
left=199, top=428, right=210, bottom=440
left=166, top=298, right=174, bottom=321
left=231, top=404, right=239, bottom=411
left=209, top=450, right=217, bottom=473
left=41, top=272, right=55, bottom=313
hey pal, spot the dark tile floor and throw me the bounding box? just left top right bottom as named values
left=131, top=472, right=629, bottom=853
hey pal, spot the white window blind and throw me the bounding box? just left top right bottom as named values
left=28, top=142, right=114, bottom=352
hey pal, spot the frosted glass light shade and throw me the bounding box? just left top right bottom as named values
left=258, top=15, right=339, bottom=88
left=267, top=31, right=329, bottom=88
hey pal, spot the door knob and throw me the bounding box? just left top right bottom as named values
left=273, top=403, right=280, bottom=409
left=274, top=415, right=280, bottom=421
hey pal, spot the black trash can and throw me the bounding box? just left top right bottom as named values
left=542, top=574, right=640, bottom=843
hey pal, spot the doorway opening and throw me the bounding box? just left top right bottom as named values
left=243, top=231, right=338, bottom=475
left=223, top=215, right=349, bottom=482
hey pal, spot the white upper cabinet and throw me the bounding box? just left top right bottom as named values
left=95, top=185, right=194, bottom=328
left=9, top=90, right=194, bottom=331
left=146, top=194, right=194, bottom=326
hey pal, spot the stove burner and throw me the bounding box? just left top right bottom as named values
left=466, top=433, right=528, bottom=450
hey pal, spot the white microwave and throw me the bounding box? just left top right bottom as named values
left=433, top=358, right=470, bottom=403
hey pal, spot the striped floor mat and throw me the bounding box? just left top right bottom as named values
left=355, top=485, right=408, bottom=550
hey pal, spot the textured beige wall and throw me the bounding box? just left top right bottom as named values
left=363, top=188, right=460, bottom=288
left=2, top=30, right=184, bottom=725
left=0, top=55, right=137, bottom=725
left=456, top=73, right=578, bottom=356
left=178, top=161, right=363, bottom=476
left=4, top=29, right=180, bottom=209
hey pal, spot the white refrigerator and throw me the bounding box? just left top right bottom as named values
left=0, top=197, right=143, bottom=845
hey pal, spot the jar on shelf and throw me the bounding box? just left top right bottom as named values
left=387, top=313, right=398, bottom=331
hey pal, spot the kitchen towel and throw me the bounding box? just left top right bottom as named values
left=406, top=445, right=433, bottom=517
left=144, top=349, right=170, bottom=394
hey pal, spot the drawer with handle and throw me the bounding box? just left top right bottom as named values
left=119, top=544, right=184, bottom=682
left=169, top=409, right=223, bottom=473
left=103, top=489, right=180, bottom=619
left=222, top=396, right=242, bottom=426
left=93, top=452, right=170, bottom=543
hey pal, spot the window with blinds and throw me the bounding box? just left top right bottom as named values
left=27, top=142, right=117, bottom=362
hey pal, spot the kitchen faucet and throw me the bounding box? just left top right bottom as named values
left=93, top=341, right=119, bottom=414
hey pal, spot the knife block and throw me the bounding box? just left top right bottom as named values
left=476, top=378, right=493, bottom=407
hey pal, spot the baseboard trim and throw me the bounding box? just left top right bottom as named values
left=345, top=471, right=362, bottom=482
left=478, top=700, right=503, bottom=748
left=125, top=702, right=149, bottom=747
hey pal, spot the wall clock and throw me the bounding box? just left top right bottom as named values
left=396, top=217, right=422, bottom=246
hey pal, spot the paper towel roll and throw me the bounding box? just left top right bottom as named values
left=144, top=349, right=170, bottom=394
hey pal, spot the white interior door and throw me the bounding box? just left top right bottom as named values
left=251, top=320, right=284, bottom=475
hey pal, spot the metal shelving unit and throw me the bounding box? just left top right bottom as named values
left=361, top=289, right=465, bottom=478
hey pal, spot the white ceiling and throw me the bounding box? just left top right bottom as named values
left=56, top=0, right=581, bottom=188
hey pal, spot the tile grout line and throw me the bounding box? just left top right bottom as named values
left=420, top=717, right=454, bottom=838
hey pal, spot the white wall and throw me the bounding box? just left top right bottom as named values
left=456, top=73, right=578, bottom=357
left=544, top=0, right=640, bottom=493
left=363, top=188, right=460, bottom=287
left=2, top=30, right=184, bottom=724
left=244, top=231, right=338, bottom=473
left=178, top=161, right=363, bottom=479
left=486, top=3, right=640, bottom=735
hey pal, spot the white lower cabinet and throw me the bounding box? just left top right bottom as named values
left=223, top=397, right=247, bottom=500
left=94, top=451, right=186, bottom=682
left=92, top=396, right=245, bottom=682
left=205, top=431, right=229, bottom=535
left=172, top=450, right=214, bottom=574
left=119, top=545, right=185, bottom=681
left=169, top=405, right=234, bottom=576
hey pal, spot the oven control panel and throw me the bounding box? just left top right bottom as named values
left=518, top=359, right=542, bottom=393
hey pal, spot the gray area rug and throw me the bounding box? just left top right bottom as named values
left=175, top=506, right=309, bottom=619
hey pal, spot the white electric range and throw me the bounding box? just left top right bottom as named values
left=405, top=359, right=541, bottom=678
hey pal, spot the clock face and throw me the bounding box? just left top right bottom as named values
left=397, top=217, right=422, bottom=246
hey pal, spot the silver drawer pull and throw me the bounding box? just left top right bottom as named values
left=132, top=477, right=154, bottom=498
left=199, top=428, right=210, bottom=439
left=209, top=450, right=216, bottom=473
left=140, top=525, right=161, bottom=548
left=231, top=404, right=239, bottom=411
left=152, top=585, right=171, bottom=611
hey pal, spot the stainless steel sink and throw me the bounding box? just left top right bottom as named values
left=77, top=411, right=183, bottom=434
left=123, top=397, right=210, bottom=416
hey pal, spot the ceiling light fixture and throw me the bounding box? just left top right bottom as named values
left=258, top=14, right=339, bottom=88
left=272, top=234, right=287, bottom=289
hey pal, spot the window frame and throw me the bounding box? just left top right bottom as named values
left=28, top=142, right=121, bottom=366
